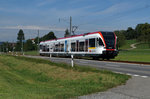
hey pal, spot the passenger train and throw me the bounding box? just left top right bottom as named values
left=39, top=31, right=118, bottom=60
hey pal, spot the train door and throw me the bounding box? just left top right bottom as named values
left=65, top=40, right=68, bottom=52
left=49, top=43, right=53, bottom=52
left=85, top=39, right=88, bottom=52
left=76, top=40, right=79, bottom=52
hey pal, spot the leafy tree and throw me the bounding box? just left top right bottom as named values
left=41, top=31, right=56, bottom=41
left=135, top=23, right=150, bottom=43
left=124, top=27, right=135, bottom=40
left=17, top=29, right=25, bottom=42
left=114, top=30, right=126, bottom=49
left=24, top=39, right=36, bottom=51
left=0, top=42, right=13, bottom=52
left=64, top=28, right=70, bottom=37
left=16, top=29, right=25, bottom=51
left=135, top=24, right=143, bottom=39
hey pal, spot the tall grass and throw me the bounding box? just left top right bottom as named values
left=0, top=55, right=130, bottom=99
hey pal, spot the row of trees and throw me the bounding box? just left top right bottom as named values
left=0, top=29, right=57, bottom=52
left=115, top=23, right=150, bottom=48
left=23, top=30, right=57, bottom=51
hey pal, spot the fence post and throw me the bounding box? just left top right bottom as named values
left=50, top=53, right=51, bottom=58
left=71, top=54, right=74, bottom=67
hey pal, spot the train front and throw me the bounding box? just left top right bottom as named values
left=100, top=31, right=118, bottom=59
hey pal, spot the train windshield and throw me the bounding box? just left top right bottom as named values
left=101, top=32, right=115, bottom=49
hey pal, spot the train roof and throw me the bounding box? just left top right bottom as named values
left=40, top=31, right=114, bottom=43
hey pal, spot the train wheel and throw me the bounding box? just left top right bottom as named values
left=107, top=58, right=110, bottom=60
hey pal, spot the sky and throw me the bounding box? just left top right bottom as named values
left=0, top=0, right=150, bottom=42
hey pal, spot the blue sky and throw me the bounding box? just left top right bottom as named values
left=0, top=0, right=150, bottom=41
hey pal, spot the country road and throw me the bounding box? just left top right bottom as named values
left=26, top=55, right=150, bottom=99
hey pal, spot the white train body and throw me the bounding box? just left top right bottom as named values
left=39, top=31, right=118, bottom=59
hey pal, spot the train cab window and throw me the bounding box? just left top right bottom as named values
left=71, top=42, right=75, bottom=52
left=98, top=38, right=104, bottom=46
left=89, top=38, right=95, bottom=47
left=79, top=42, right=84, bottom=51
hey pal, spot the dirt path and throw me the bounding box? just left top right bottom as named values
left=128, top=43, right=140, bottom=50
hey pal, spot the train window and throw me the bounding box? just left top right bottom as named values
left=76, top=40, right=79, bottom=52
left=89, top=38, right=95, bottom=47
left=79, top=42, right=84, bottom=51
left=46, top=45, right=49, bottom=51
left=40, top=45, right=42, bottom=50
left=71, top=42, right=75, bottom=52
left=85, top=39, right=88, bottom=52
left=54, top=44, right=59, bottom=52
left=58, top=43, right=61, bottom=52
left=60, top=44, right=64, bottom=52
left=43, top=45, right=46, bottom=51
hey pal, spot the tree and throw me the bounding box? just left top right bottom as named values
left=64, top=29, right=70, bottom=37
left=16, top=29, right=25, bottom=51
left=135, top=23, right=150, bottom=43
left=17, top=29, right=25, bottom=42
left=24, top=39, right=35, bottom=51
left=114, top=30, right=126, bottom=49
left=124, top=27, right=135, bottom=40
left=41, top=31, right=56, bottom=41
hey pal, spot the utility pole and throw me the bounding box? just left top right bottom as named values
left=59, top=16, right=78, bottom=36
left=37, top=29, right=40, bottom=52
left=70, top=16, right=72, bottom=36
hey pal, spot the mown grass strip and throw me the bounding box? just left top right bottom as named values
left=0, top=55, right=130, bottom=99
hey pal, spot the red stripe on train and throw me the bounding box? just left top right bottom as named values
left=106, top=49, right=115, bottom=51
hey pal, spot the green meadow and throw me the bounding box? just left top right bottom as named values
left=0, top=55, right=130, bottom=99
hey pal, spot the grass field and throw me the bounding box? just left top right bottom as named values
left=24, top=51, right=39, bottom=56
left=114, top=39, right=150, bottom=62
left=136, top=43, right=150, bottom=49
left=113, top=49, right=150, bottom=62
left=119, top=39, right=136, bottom=49
left=0, top=55, right=130, bottom=99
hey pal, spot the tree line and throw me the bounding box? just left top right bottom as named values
left=115, top=22, right=150, bottom=48
left=0, top=29, right=57, bottom=52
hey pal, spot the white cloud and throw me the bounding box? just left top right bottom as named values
left=0, top=25, right=66, bottom=31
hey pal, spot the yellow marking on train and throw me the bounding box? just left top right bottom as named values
left=88, top=47, right=96, bottom=49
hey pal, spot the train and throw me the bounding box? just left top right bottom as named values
left=39, top=31, right=118, bottom=60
